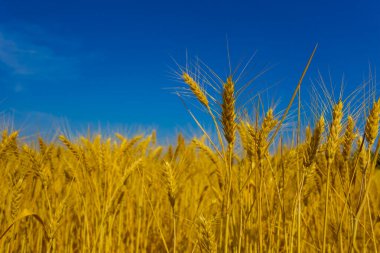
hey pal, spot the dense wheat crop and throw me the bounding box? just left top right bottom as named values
left=1, top=51, right=380, bottom=252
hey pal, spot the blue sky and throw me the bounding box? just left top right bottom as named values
left=0, top=0, right=379, bottom=138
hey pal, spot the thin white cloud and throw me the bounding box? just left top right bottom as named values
left=0, top=24, right=80, bottom=92
left=13, top=83, right=24, bottom=93
left=0, top=34, right=30, bottom=74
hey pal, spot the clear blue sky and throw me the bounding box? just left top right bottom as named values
left=0, top=0, right=379, bottom=137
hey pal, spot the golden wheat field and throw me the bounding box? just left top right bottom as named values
left=1, top=50, right=380, bottom=253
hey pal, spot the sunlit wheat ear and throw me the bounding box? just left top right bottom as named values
left=305, top=125, right=312, bottom=143
left=119, top=135, right=143, bottom=157
left=257, top=109, right=278, bottom=160
left=238, top=121, right=258, bottom=164
left=221, top=76, right=236, bottom=145
left=38, top=137, right=47, bottom=154
left=364, top=98, right=380, bottom=146
left=59, top=135, right=81, bottom=161
left=237, top=122, right=248, bottom=151
left=1, top=129, right=8, bottom=142
left=261, top=109, right=277, bottom=135
left=11, top=177, right=24, bottom=220
left=182, top=72, right=209, bottom=108
left=192, top=138, right=223, bottom=189
left=150, top=146, right=163, bottom=160
left=342, top=115, right=356, bottom=160
left=151, top=130, right=157, bottom=145
left=246, top=123, right=257, bottom=162
left=0, top=131, right=19, bottom=156
left=357, top=137, right=368, bottom=173
left=326, top=101, right=343, bottom=163
left=197, top=215, right=217, bottom=253
left=304, top=115, right=325, bottom=168
left=192, top=139, right=218, bottom=165
left=302, top=117, right=324, bottom=201
left=162, top=161, right=177, bottom=208
left=115, top=133, right=127, bottom=142
left=174, top=134, right=185, bottom=160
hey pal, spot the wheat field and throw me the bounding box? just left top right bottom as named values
left=1, top=51, right=380, bottom=252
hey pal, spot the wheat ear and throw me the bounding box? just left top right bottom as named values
left=182, top=72, right=209, bottom=108
left=342, top=116, right=356, bottom=160
left=198, top=215, right=217, bottom=253
left=304, top=115, right=325, bottom=168
left=326, top=101, right=343, bottom=163
left=221, top=76, right=236, bottom=146
left=364, top=98, right=380, bottom=146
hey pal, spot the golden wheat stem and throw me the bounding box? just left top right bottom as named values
left=351, top=175, right=374, bottom=253
left=141, top=169, right=170, bottom=253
